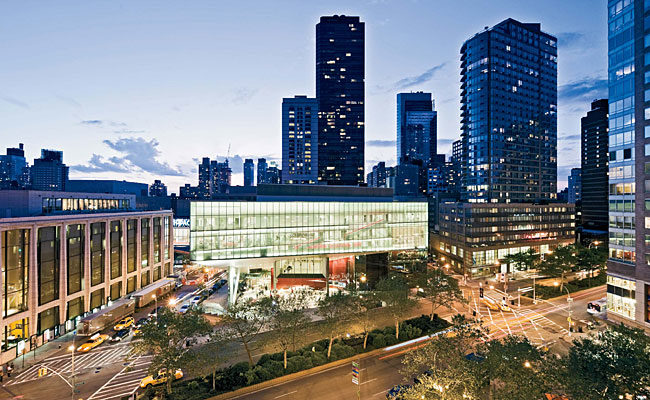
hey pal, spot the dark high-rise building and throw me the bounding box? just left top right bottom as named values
left=198, top=157, right=211, bottom=198
left=0, top=143, right=29, bottom=189
left=605, top=0, right=644, bottom=327
left=257, top=158, right=268, bottom=185
left=31, top=149, right=68, bottom=191
left=316, top=15, right=365, bottom=185
left=266, top=162, right=281, bottom=184
left=149, top=180, right=167, bottom=197
left=460, top=18, right=557, bottom=203
left=568, top=168, right=582, bottom=204
left=197, top=157, right=231, bottom=198
left=244, top=159, right=255, bottom=187
left=282, top=96, right=318, bottom=184
left=367, top=161, right=389, bottom=188
left=397, top=92, right=437, bottom=165
left=581, top=99, right=609, bottom=233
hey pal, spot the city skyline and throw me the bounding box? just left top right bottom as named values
left=0, top=1, right=606, bottom=191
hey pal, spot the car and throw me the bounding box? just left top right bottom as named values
left=386, top=384, right=411, bottom=399
left=190, top=296, right=201, bottom=306
left=113, top=316, right=134, bottom=331
left=149, top=306, right=164, bottom=319
left=179, top=304, right=190, bottom=314
left=77, top=334, right=109, bottom=352
left=110, top=329, right=130, bottom=342
left=135, top=317, right=148, bottom=328
left=139, top=369, right=183, bottom=389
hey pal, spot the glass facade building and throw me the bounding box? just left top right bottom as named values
left=316, top=15, right=365, bottom=185
left=397, top=92, right=437, bottom=166
left=460, top=19, right=557, bottom=203
left=190, top=201, right=428, bottom=262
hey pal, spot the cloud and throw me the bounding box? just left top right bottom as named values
left=561, top=134, right=581, bottom=141
left=386, top=63, right=447, bottom=91
left=557, top=32, right=585, bottom=48
left=438, top=138, right=457, bottom=146
left=112, top=129, right=145, bottom=134
left=212, top=155, right=245, bottom=174
left=559, top=76, right=607, bottom=103
left=232, top=88, right=258, bottom=105
left=367, top=140, right=396, bottom=147
left=81, top=120, right=103, bottom=125
left=71, top=154, right=130, bottom=173
left=55, top=94, right=82, bottom=108
left=73, top=137, right=185, bottom=176
left=1, top=95, right=29, bottom=109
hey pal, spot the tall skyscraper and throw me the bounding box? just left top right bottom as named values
left=397, top=92, right=437, bottom=165
left=0, top=143, right=29, bottom=189
left=282, top=96, right=318, bottom=184
left=316, top=15, right=365, bottom=185
left=267, top=162, right=281, bottom=184
left=567, top=168, right=582, bottom=204
left=460, top=18, right=557, bottom=203
left=198, top=157, right=212, bottom=197
left=31, top=149, right=68, bottom=191
left=367, top=161, right=389, bottom=188
left=244, top=159, right=255, bottom=187
left=257, top=158, right=268, bottom=185
left=581, top=99, right=609, bottom=233
left=606, top=0, right=642, bottom=326
left=197, top=157, right=231, bottom=197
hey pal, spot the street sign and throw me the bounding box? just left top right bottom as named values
left=518, top=287, right=533, bottom=293
left=352, top=361, right=359, bottom=385
left=352, top=377, right=359, bottom=385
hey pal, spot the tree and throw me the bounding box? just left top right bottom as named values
left=130, top=307, right=213, bottom=394
left=317, top=291, right=353, bottom=359
left=350, top=290, right=379, bottom=349
left=375, top=274, right=417, bottom=339
left=399, top=315, right=485, bottom=400
left=220, top=298, right=270, bottom=366
left=501, top=248, right=539, bottom=274
left=562, top=324, right=650, bottom=400
left=267, top=290, right=312, bottom=368
left=538, top=244, right=577, bottom=291
left=479, top=335, right=555, bottom=400
left=411, top=268, right=466, bottom=321
left=186, top=331, right=228, bottom=392
left=575, top=244, right=607, bottom=283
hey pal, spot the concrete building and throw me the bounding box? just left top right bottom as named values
left=282, top=96, right=318, bottom=184
left=31, top=150, right=68, bottom=192
left=0, top=210, right=172, bottom=364
left=0, top=144, right=29, bottom=189
left=581, top=99, right=609, bottom=237
left=432, top=203, right=575, bottom=277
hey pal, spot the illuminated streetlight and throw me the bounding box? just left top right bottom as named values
left=524, top=360, right=531, bottom=368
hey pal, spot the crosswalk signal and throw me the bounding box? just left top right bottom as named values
left=38, top=367, right=48, bottom=377
left=479, top=287, right=484, bottom=298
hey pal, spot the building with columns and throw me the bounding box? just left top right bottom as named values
left=0, top=209, right=172, bottom=364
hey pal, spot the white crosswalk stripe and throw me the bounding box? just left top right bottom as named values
left=8, top=343, right=134, bottom=386
left=88, top=355, right=153, bottom=400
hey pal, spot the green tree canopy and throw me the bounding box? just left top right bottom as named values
left=411, top=268, right=466, bottom=321
left=376, top=274, right=417, bottom=339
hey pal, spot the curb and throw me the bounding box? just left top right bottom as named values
left=206, top=347, right=387, bottom=400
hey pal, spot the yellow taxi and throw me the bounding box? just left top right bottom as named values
left=482, top=298, right=500, bottom=311
left=139, top=369, right=183, bottom=389
left=113, top=316, right=134, bottom=331
left=77, top=333, right=109, bottom=353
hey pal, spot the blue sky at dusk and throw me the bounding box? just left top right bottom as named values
left=0, top=0, right=607, bottom=191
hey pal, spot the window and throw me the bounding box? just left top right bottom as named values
left=37, top=307, right=59, bottom=334
left=90, top=223, right=105, bottom=286
left=127, top=220, right=136, bottom=273
left=141, top=270, right=150, bottom=288
left=90, top=288, right=105, bottom=310
left=3, top=318, right=28, bottom=351
left=38, top=227, right=60, bottom=306
left=110, top=282, right=122, bottom=301
left=2, top=230, right=29, bottom=317
left=141, top=219, right=150, bottom=267
left=67, top=297, right=84, bottom=321
left=67, top=224, right=84, bottom=295
left=110, top=221, right=122, bottom=279
left=127, top=276, right=136, bottom=294
left=153, top=217, right=161, bottom=264
left=646, top=143, right=650, bottom=157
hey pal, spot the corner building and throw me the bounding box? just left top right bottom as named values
left=0, top=210, right=172, bottom=364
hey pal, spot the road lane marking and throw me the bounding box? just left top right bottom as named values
left=361, top=378, right=377, bottom=385
left=274, top=390, right=298, bottom=398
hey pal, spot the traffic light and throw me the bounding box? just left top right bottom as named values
left=479, top=287, right=484, bottom=298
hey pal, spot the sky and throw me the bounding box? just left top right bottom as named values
left=0, top=0, right=607, bottom=192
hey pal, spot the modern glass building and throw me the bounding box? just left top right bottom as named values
left=0, top=210, right=172, bottom=364
left=243, top=159, right=255, bottom=187
left=316, top=15, right=365, bottom=185
left=581, top=99, right=609, bottom=236
left=605, top=0, right=647, bottom=327
left=397, top=92, right=437, bottom=166
left=282, top=96, right=319, bottom=184
left=460, top=19, right=557, bottom=203
left=190, top=199, right=427, bottom=302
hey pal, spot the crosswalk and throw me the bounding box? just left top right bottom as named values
left=88, top=354, right=153, bottom=400
left=8, top=343, right=133, bottom=386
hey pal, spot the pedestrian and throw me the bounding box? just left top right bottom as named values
left=0, top=369, right=4, bottom=383
left=8, top=363, right=13, bottom=377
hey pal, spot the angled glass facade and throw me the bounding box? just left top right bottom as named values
left=190, top=201, right=428, bottom=261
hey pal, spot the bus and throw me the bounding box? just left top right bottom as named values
left=587, top=298, right=607, bottom=314
left=131, top=278, right=176, bottom=309
left=76, top=298, right=135, bottom=336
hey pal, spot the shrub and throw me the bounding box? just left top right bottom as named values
left=371, top=333, right=386, bottom=348
left=330, top=343, right=355, bottom=360
left=399, top=323, right=422, bottom=340
left=187, top=381, right=200, bottom=391
left=286, top=355, right=313, bottom=373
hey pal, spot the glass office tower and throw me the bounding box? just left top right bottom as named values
left=460, top=18, right=557, bottom=203
left=397, top=92, right=437, bottom=165
left=606, top=0, right=644, bottom=326
left=316, top=15, right=365, bottom=185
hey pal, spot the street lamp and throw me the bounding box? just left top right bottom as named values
left=554, top=282, right=573, bottom=336
left=524, top=360, right=531, bottom=368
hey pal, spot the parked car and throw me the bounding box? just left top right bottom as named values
left=110, top=329, right=130, bottom=342
left=190, top=296, right=202, bottom=306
